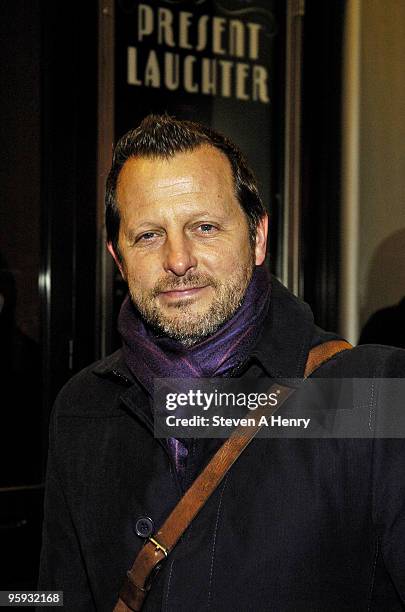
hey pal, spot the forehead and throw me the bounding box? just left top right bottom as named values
left=116, top=145, right=237, bottom=215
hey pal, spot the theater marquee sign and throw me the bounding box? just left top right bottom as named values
left=114, top=0, right=282, bottom=214
left=126, top=2, right=271, bottom=103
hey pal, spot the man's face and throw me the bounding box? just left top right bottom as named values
left=108, top=145, right=267, bottom=345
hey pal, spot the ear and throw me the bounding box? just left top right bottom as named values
left=107, top=242, right=126, bottom=280
left=254, top=214, right=268, bottom=265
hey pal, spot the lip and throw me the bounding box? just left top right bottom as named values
left=159, top=286, right=208, bottom=299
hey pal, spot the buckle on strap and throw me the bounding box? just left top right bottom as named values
left=148, top=536, right=169, bottom=557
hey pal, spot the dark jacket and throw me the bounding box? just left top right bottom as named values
left=39, top=278, right=405, bottom=611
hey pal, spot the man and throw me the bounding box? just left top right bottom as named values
left=39, top=115, right=405, bottom=611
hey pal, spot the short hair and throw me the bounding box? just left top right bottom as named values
left=105, top=114, right=266, bottom=255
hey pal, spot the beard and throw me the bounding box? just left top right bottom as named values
left=127, top=257, right=255, bottom=347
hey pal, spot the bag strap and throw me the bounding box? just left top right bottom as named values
left=115, top=339, right=352, bottom=612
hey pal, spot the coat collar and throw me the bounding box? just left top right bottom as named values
left=249, top=275, right=315, bottom=378
left=91, top=348, right=134, bottom=384
left=92, top=349, right=155, bottom=434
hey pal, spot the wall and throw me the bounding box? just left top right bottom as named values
left=358, top=0, right=405, bottom=331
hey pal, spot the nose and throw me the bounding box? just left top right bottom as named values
left=163, top=233, right=197, bottom=277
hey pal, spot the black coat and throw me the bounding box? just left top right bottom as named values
left=39, top=278, right=405, bottom=611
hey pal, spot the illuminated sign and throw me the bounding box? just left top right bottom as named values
left=127, top=3, right=270, bottom=103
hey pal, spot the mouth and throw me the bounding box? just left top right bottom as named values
left=159, top=285, right=209, bottom=300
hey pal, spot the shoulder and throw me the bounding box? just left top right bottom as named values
left=314, top=342, right=405, bottom=377
left=52, top=349, right=135, bottom=418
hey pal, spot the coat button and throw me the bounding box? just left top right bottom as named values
left=134, top=516, right=154, bottom=538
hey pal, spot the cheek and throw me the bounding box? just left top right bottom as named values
left=201, top=245, right=251, bottom=278
left=124, top=257, right=155, bottom=290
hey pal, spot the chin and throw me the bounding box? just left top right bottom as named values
left=157, top=311, right=213, bottom=341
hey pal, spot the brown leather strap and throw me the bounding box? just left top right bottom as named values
left=304, top=340, right=352, bottom=378
left=114, top=339, right=352, bottom=611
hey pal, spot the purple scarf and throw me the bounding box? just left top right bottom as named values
left=118, top=265, right=271, bottom=479
left=118, top=265, right=271, bottom=392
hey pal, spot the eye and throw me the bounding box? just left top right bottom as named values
left=137, top=231, right=158, bottom=242
left=198, top=224, right=216, bottom=233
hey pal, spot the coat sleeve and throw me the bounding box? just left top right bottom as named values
left=38, top=402, right=96, bottom=612
left=372, top=438, right=405, bottom=603
left=371, top=352, right=405, bottom=603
